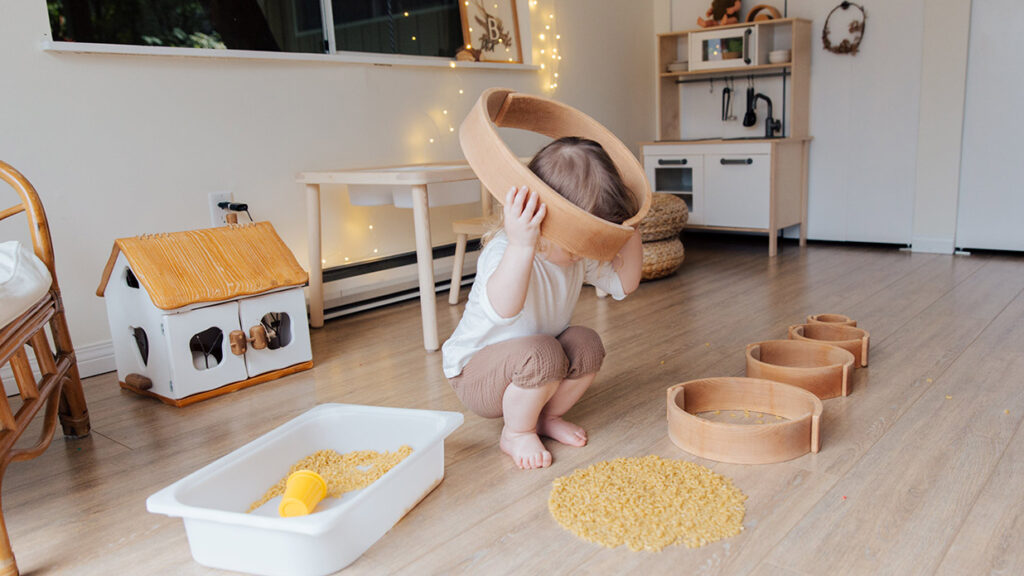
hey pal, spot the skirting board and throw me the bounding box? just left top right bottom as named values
left=910, top=236, right=955, bottom=254
left=2, top=340, right=116, bottom=396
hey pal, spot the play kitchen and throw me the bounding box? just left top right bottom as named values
left=648, top=17, right=812, bottom=256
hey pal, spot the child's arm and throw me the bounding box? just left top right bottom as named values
left=487, top=186, right=546, bottom=318
left=614, top=230, right=643, bottom=295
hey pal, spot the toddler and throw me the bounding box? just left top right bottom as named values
left=442, top=137, right=643, bottom=469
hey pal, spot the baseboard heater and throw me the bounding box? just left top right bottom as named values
left=320, top=239, right=481, bottom=320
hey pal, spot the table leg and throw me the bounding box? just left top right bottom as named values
left=800, top=141, right=809, bottom=247
left=306, top=184, right=324, bottom=328
left=412, top=184, right=439, bottom=351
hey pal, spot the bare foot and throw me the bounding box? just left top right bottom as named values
left=538, top=415, right=588, bottom=447
left=500, top=427, right=552, bottom=470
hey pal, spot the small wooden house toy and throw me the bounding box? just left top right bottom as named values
left=97, top=222, right=312, bottom=407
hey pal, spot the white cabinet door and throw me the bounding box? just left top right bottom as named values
left=704, top=154, right=770, bottom=229
left=644, top=153, right=704, bottom=225
left=237, top=289, right=312, bottom=377
left=163, top=302, right=248, bottom=399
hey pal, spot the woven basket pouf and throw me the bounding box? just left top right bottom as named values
left=641, top=237, right=685, bottom=280
left=637, top=193, right=689, bottom=243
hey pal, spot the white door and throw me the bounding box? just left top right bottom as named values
left=955, top=0, right=1024, bottom=251
left=644, top=153, right=704, bottom=225
left=704, top=154, right=770, bottom=229
left=163, top=302, right=248, bottom=399
left=237, top=289, right=312, bottom=377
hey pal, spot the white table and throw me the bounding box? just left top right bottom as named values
left=297, top=163, right=485, bottom=351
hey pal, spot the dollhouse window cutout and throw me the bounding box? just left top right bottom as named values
left=131, top=326, right=149, bottom=366
left=125, top=268, right=140, bottom=289
left=190, top=327, right=224, bottom=370
left=261, top=312, right=292, bottom=350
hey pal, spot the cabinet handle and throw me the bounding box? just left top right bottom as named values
left=743, top=29, right=752, bottom=65
left=657, top=158, right=688, bottom=166
left=720, top=158, right=753, bottom=165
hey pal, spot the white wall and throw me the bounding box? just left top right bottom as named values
left=664, top=0, right=929, bottom=244
left=0, top=0, right=655, bottom=370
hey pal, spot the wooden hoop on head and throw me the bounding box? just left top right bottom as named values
left=667, top=377, right=822, bottom=464
left=746, top=340, right=855, bottom=399
left=789, top=323, right=870, bottom=367
left=807, top=313, right=856, bottom=327
left=459, top=88, right=652, bottom=262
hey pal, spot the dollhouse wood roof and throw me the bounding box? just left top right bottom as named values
left=96, top=222, right=308, bottom=310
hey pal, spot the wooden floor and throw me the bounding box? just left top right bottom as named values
left=6, top=234, right=1024, bottom=575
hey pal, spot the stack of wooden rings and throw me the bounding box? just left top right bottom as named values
left=636, top=193, right=689, bottom=280
left=667, top=312, right=871, bottom=464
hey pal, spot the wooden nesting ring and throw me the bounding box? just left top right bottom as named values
left=459, top=88, right=652, bottom=262
left=667, top=377, right=822, bottom=464
left=807, top=313, right=856, bottom=327
left=746, top=340, right=855, bottom=399
left=789, top=323, right=870, bottom=367
left=745, top=4, right=782, bottom=22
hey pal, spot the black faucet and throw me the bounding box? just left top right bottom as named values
left=754, top=93, right=782, bottom=138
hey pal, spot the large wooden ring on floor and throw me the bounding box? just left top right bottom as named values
left=745, top=340, right=856, bottom=399
left=789, top=323, right=870, bottom=367
left=666, top=377, right=822, bottom=464
left=459, top=88, right=652, bottom=262
left=807, top=313, right=856, bottom=327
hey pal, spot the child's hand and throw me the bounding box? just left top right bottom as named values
left=503, top=186, right=546, bottom=249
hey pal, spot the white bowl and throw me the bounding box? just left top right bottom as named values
left=768, top=50, right=790, bottom=64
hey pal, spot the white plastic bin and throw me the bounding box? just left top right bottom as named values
left=147, top=403, right=464, bottom=576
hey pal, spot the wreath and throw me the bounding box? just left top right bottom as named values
left=822, top=1, right=866, bottom=55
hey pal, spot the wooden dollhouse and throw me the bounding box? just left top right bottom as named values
left=96, top=222, right=312, bottom=407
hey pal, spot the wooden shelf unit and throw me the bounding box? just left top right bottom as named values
left=657, top=18, right=811, bottom=141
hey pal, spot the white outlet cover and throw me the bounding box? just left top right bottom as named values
left=208, top=191, right=232, bottom=227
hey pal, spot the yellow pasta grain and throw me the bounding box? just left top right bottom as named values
left=248, top=446, right=412, bottom=513
left=548, top=455, right=746, bottom=551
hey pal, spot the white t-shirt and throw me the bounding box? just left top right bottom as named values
left=442, top=231, right=626, bottom=378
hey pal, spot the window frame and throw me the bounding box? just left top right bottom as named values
left=40, top=0, right=537, bottom=71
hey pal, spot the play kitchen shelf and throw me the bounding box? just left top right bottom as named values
left=650, top=18, right=811, bottom=256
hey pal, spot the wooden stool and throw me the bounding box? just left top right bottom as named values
left=448, top=216, right=499, bottom=304
left=448, top=183, right=499, bottom=305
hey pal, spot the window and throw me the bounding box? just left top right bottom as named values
left=46, top=0, right=463, bottom=58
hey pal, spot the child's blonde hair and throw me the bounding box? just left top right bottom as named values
left=528, top=136, right=638, bottom=224
left=482, top=136, right=637, bottom=248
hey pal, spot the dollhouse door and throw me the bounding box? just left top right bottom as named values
left=237, top=289, right=312, bottom=377
left=163, top=302, right=248, bottom=398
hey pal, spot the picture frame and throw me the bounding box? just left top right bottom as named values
left=459, top=0, right=523, bottom=63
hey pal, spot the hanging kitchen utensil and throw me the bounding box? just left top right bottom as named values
left=743, top=77, right=757, bottom=127
left=721, top=85, right=732, bottom=122
left=726, top=78, right=737, bottom=120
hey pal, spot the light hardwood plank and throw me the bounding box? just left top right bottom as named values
left=763, top=260, right=1024, bottom=575
left=2, top=236, right=1023, bottom=576
left=935, top=416, right=1024, bottom=575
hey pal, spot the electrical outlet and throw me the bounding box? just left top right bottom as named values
left=208, top=191, right=232, bottom=227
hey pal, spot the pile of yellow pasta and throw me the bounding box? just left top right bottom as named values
left=548, top=455, right=746, bottom=551
left=248, top=446, right=413, bottom=513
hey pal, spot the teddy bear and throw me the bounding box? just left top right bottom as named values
left=697, top=0, right=742, bottom=28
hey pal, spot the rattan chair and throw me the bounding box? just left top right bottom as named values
left=0, top=160, right=90, bottom=576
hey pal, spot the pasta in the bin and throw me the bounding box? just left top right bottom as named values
left=548, top=455, right=746, bottom=551
left=249, top=446, right=413, bottom=513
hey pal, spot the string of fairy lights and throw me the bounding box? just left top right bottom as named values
left=323, top=1, right=562, bottom=268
